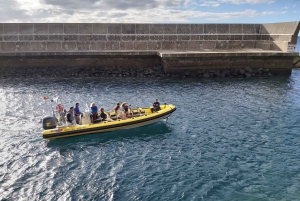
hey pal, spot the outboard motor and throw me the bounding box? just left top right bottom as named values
left=43, top=116, right=58, bottom=130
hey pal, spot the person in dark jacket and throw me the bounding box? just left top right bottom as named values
left=67, top=107, right=75, bottom=125
left=100, top=108, right=113, bottom=122
left=151, top=99, right=160, bottom=113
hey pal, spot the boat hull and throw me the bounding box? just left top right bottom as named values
left=42, top=104, right=176, bottom=139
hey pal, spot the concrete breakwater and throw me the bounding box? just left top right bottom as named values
left=0, top=22, right=299, bottom=78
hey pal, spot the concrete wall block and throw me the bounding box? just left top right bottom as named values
left=272, top=23, right=285, bottom=34
left=108, top=24, right=121, bottom=34
left=242, top=41, right=255, bottom=48
left=188, top=41, right=202, bottom=49
left=34, top=24, right=48, bottom=34
left=149, top=35, right=163, bottom=41
left=177, top=24, right=191, bottom=34
left=0, top=23, right=3, bottom=34
left=4, top=36, right=18, bottom=41
left=34, top=35, right=48, bottom=41
left=91, top=42, right=106, bottom=50
left=122, top=24, right=135, bottom=34
left=191, top=35, right=203, bottom=40
left=136, top=35, right=149, bottom=41
left=79, top=24, right=93, bottom=34
left=136, top=24, right=149, bottom=34
left=0, top=36, right=2, bottom=42
left=177, top=35, right=190, bottom=40
left=49, top=35, right=64, bottom=41
left=162, top=41, right=176, bottom=50
left=202, top=41, right=216, bottom=49
left=121, top=35, right=136, bottom=41
left=106, top=42, right=119, bottom=50
left=231, top=35, right=243, bottom=40
left=163, top=24, right=177, bottom=34
left=93, top=24, right=107, bottom=34
left=203, top=35, right=217, bottom=40
left=148, top=42, right=161, bottom=50
left=120, top=42, right=134, bottom=50
left=216, top=24, right=229, bottom=34
left=19, top=24, right=33, bottom=34
left=176, top=41, right=189, bottom=49
left=64, top=35, right=79, bottom=41
left=255, top=41, right=272, bottom=50
left=260, top=23, right=275, bottom=34
left=62, top=42, right=77, bottom=50
left=164, top=35, right=177, bottom=41
left=191, top=24, right=204, bottom=34
left=149, top=24, right=163, bottom=34
left=107, top=35, right=121, bottom=41
left=243, top=24, right=257, bottom=34
left=216, top=41, right=228, bottom=49
left=230, top=24, right=242, bottom=34
left=49, top=24, right=64, bottom=34
left=282, top=21, right=299, bottom=34
left=64, top=24, right=78, bottom=34
left=19, top=35, right=34, bottom=41
left=135, top=42, right=148, bottom=50
left=79, top=35, right=94, bottom=41
left=260, top=35, right=270, bottom=40
left=31, top=42, right=47, bottom=51
left=77, top=42, right=92, bottom=50
left=4, top=24, right=18, bottom=34
left=17, top=42, right=32, bottom=51
left=243, top=35, right=257, bottom=40
left=47, top=42, right=62, bottom=51
left=92, top=35, right=107, bottom=41
left=1, top=42, right=17, bottom=51
left=228, top=41, right=242, bottom=49
left=218, top=35, right=231, bottom=40
left=204, top=24, right=217, bottom=34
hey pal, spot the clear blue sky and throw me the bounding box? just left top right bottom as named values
left=0, top=0, right=299, bottom=24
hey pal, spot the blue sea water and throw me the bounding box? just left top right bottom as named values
left=296, top=36, right=300, bottom=52
left=1, top=71, right=300, bottom=200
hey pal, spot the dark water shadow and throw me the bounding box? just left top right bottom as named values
left=45, top=121, right=172, bottom=148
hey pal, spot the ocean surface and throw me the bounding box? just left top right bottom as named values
left=296, top=36, right=300, bottom=52
left=0, top=40, right=300, bottom=200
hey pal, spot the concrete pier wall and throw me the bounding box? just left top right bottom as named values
left=0, top=22, right=299, bottom=78
left=0, top=22, right=299, bottom=52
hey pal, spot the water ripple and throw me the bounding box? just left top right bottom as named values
left=1, top=72, right=300, bottom=200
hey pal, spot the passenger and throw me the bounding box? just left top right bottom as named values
left=67, top=107, right=75, bottom=125
left=74, top=102, right=82, bottom=124
left=151, top=99, right=161, bottom=113
left=90, top=102, right=99, bottom=122
left=121, top=102, right=130, bottom=117
left=100, top=108, right=113, bottom=122
left=114, top=103, right=126, bottom=119
left=56, top=103, right=66, bottom=124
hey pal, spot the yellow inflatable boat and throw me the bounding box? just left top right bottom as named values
left=42, top=104, right=176, bottom=139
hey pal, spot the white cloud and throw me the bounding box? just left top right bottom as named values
left=199, top=1, right=220, bottom=7
left=219, top=0, right=275, bottom=4
left=0, top=0, right=288, bottom=23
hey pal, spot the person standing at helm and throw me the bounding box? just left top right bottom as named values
left=74, top=102, right=82, bottom=124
